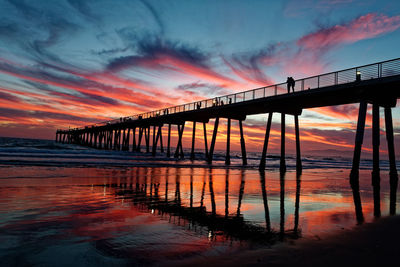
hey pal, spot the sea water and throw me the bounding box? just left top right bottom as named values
left=0, top=137, right=398, bottom=266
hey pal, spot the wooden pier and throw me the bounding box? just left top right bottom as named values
left=57, top=58, right=400, bottom=212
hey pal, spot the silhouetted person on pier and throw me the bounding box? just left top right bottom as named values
left=229, top=98, right=232, bottom=104
left=290, top=77, right=295, bottom=92
left=287, top=77, right=295, bottom=93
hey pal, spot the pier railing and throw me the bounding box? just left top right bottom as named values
left=68, top=57, right=400, bottom=130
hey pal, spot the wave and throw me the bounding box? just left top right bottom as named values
left=0, top=137, right=397, bottom=170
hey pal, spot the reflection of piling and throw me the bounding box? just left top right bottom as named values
left=371, top=103, right=381, bottom=217
left=280, top=113, right=286, bottom=173
left=384, top=107, right=398, bottom=215
left=237, top=170, right=245, bottom=217
left=350, top=101, right=366, bottom=223
left=279, top=172, right=285, bottom=240
left=260, top=171, right=271, bottom=232
left=294, top=173, right=301, bottom=234
left=225, top=169, right=229, bottom=218
left=209, top=169, right=216, bottom=216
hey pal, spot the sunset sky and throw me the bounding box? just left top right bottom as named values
left=0, top=0, right=399, bottom=155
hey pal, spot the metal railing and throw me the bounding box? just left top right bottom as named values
left=63, top=57, right=400, bottom=131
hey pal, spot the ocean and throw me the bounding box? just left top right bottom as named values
left=0, top=137, right=398, bottom=266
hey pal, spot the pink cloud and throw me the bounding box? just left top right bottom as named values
left=297, top=13, right=400, bottom=50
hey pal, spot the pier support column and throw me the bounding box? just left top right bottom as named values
left=174, top=123, right=185, bottom=159
left=372, top=103, right=381, bottom=217
left=152, top=125, right=157, bottom=156
left=167, top=124, right=171, bottom=157
left=260, top=113, right=273, bottom=170
left=190, top=121, right=196, bottom=160
left=90, top=132, right=93, bottom=147
left=132, top=127, right=136, bottom=152
left=384, top=107, right=398, bottom=215
left=125, top=128, right=131, bottom=151
left=294, top=115, right=302, bottom=174
left=239, top=120, right=247, bottom=166
left=225, top=118, right=231, bottom=165
left=94, top=132, right=98, bottom=148
left=203, top=122, right=208, bottom=159
left=208, top=117, right=219, bottom=164
left=159, top=125, right=164, bottom=153
left=280, top=113, right=286, bottom=173
left=350, top=101, right=367, bottom=223
left=152, top=125, right=163, bottom=156
left=136, top=127, right=143, bottom=152
left=117, top=129, right=122, bottom=150
left=145, top=127, right=150, bottom=153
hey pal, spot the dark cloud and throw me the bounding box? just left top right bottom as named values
left=0, top=91, right=20, bottom=102
left=139, top=0, right=165, bottom=35
left=176, top=82, right=229, bottom=96
left=0, top=107, right=98, bottom=123
left=224, top=44, right=280, bottom=85
left=107, top=32, right=208, bottom=72
left=67, top=0, right=100, bottom=23
left=80, top=92, right=120, bottom=106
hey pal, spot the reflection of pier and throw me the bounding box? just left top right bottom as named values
left=56, top=58, right=399, bottom=176
left=100, top=169, right=302, bottom=243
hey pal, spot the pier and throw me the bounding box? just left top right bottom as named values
left=56, top=58, right=400, bottom=208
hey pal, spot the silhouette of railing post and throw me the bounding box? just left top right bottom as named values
left=384, top=107, right=398, bottom=215
left=225, top=118, right=231, bottom=165
left=372, top=103, right=381, bottom=217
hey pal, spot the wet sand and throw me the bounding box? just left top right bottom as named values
left=178, top=215, right=400, bottom=266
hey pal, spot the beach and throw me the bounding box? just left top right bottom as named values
left=181, top=215, right=400, bottom=266
left=0, top=137, right=399, bottom=266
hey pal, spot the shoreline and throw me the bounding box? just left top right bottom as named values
left=178, top=215, right=400, bottom=266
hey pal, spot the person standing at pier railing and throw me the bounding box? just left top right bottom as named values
left=286, top=77, right=295, bottom=93
left=290, top=77, right=295, bottom=92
